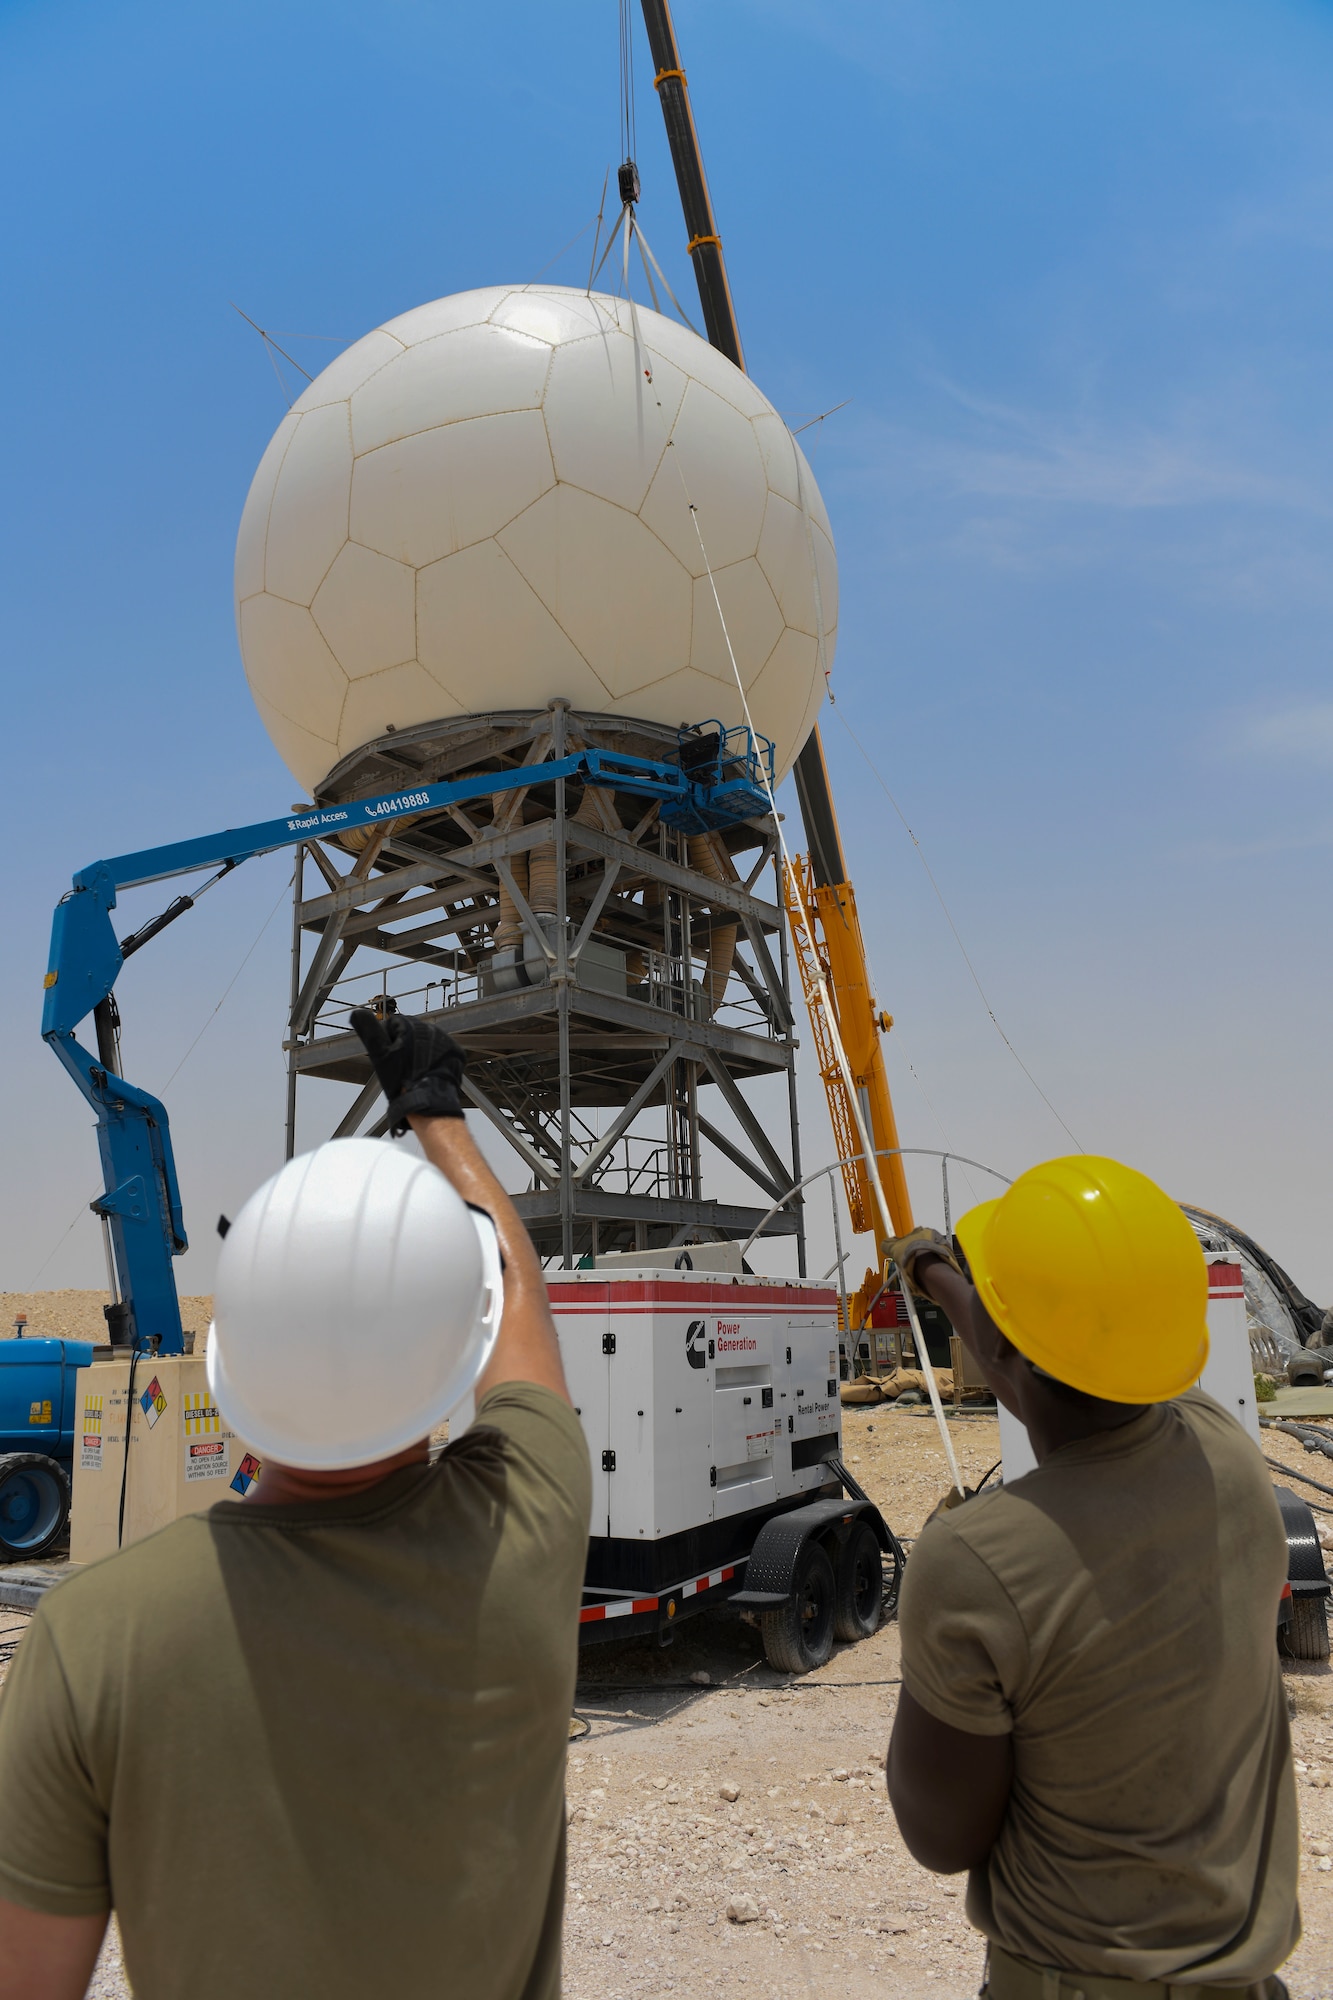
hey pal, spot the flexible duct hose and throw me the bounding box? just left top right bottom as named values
left=526, top=786, right=619, bottom=920
left=495, top=853, right=528, bottom=949
left=688, top=833, right=737, bottom=1018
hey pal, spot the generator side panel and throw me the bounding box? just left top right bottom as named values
left=1200, top=1257, right=1260, bottom=1445
left=607, top=1310, right=658, bottom=1541
left=776, top=1315, right=842, bottom=1501
left=557, top=1279, right=842, bottom=1559
left=553, top=1301, right=612, bottom=1538
left=648, top=1305, right=715, bottom=1540
left=711, top=1315, right=778, bottom=1522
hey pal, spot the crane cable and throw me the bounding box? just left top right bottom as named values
left=827, top=701, right=1084, bottom=1153
left=618, top=0, right=638, bottom=168
left=640, top=354, right=963, bottom=1493
left=785, top=414, right=1081, bottom=1157
left=684, top=475, right=963, bottom=1493
left=606, top=41, right=961, bottom=1486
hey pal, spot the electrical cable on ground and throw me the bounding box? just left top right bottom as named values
left=574, top=1676, right=904, bottom=1699
left=828, top=701, right=1083, bottom=1153
left=117, top=1348, right=143, bottom=1549
left=1263, top=1454, right=1333, bottom=1507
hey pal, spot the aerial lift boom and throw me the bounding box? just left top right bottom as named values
left=44, top=11, right=911, bottom=1360
left=42, top=746, right=774, bottom=1351
left=640, top=0, right=916, bottom=1279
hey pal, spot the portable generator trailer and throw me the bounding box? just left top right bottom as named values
left=540, top=1264, right=902, bottom=1673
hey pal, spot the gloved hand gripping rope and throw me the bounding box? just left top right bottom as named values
left=350, top=1010, right=468, bottom=1134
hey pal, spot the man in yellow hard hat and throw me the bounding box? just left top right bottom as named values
left=885, top=1155, right=1298, bottom=2000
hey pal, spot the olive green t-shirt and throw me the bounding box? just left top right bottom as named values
left=0, top=1381, right=591, bottom=2000
left=899, top=1388, right=1299, bottom=1984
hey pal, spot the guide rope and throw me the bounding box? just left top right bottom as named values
left=656, top=412, right=964, bottom=1495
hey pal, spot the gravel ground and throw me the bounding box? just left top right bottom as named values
left=0, top=1292, right=214, bottom=1345
left=1, top=1301, right=1330, bottom=1995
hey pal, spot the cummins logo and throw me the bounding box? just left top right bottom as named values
left=685, top=1319, right=707, bottom=1370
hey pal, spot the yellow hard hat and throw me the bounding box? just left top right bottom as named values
left=953, top=1156, right=1208, bottom=1403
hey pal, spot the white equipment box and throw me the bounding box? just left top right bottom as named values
left=71, top=1354, right=260, bottom=1563
left=546, top=1269, right=842, bottom=1576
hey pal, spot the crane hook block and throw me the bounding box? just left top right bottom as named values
left=618, top=158, right=641, bottom=207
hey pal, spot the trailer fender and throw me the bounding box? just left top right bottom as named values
left=825, top=1455, right=903, bottom=1559
left=1274, top=1485, right=1331, bottom=1599
left=1273, top=1485, right=1331, bottom=1663
left=729, top=1498, right=879, bottom=1612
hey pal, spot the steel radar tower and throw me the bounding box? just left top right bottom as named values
left=248, top=274, right=838, bottom=1271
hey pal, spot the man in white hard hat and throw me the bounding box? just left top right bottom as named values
left=0, top=1014, right=591, bottom=2000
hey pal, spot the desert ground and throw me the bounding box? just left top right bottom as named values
left=1, top=1294, right=1330, bottom=1997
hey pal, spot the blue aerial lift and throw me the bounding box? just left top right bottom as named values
left=40, top=732, right=775, bottom=1358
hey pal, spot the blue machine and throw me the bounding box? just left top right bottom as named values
left=0, top=1338, right=94, bottom=1559
left=41, top=732, right=775, bottom=1358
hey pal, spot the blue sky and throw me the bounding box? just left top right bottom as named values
left=5, top=0, right=1333, bottom=1299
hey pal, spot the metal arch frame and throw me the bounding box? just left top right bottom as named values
left=740, top=1147, right=1013, bottom=1258
left=740, top=1147, right=1012, bottom=1333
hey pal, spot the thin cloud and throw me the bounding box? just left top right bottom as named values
left=1178, top=824, right=1333, bottom=863
left=1241, top=701, right=1333, bottom=769
left=891, top=379, right=1321, bottom=514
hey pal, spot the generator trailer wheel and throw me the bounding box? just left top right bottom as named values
left=0, top=1454, right=70, bottom=1560
left=760, top=1540, right=836, bottom=1675
left=1279, top=1594, right=1331, bottom=1663
left=833, top=1520, right=883, bottom=1643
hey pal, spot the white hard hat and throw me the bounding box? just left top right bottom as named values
left=207, top=1139, right=502, bottom=1470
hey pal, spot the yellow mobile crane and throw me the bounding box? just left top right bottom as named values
left=640, top=0, right=915, bottom=1335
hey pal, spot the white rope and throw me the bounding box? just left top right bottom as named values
left=661, top=431, right=964, bottom=1494
left=635, top=228, right=662, bottom=314
left=583, top=208, right=706, bottom=339
left=628, top=215, right=703, bottom=337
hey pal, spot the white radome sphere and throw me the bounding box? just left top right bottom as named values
left=235, top=285, right=837, bottom=794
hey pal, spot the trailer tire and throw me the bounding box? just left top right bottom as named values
left=0, top=1454, right=70, bottom=1560
left=760, top=1540, right=836, bottom=1675
left=833, top=1521, right=883, bottom=1642
left=1279, top=1595, right=1331, bottom=1662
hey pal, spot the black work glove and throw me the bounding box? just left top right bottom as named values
left=886, top=1225, right=964, bottom=1296
left=350, top=1010, right=467, bottom=1135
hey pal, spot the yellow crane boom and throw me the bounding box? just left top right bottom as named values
left=641, top=0, right=915, bottom=1294
left=783, top=853, right=913, bottom=1242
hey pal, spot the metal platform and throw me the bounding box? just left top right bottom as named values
left=286, top=704, right=805, bottom=1266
